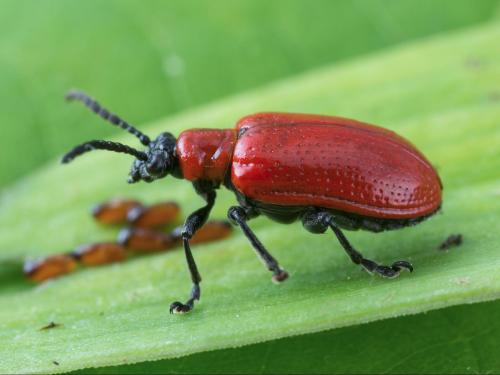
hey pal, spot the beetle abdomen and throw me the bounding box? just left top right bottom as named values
left=231, top=113, right=442, bottom=219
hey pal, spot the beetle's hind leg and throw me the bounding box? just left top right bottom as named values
left=228, top=206, right=288, bottom=283
left=301, top=209, right=413, bottom=278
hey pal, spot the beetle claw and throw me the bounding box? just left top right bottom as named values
left=376, top=260, right=413, bottom=278
left=361, top=258, right=413, bottom=279
left=391, top=260, right=413, bottom=273
left=169, top=301, right=192, bottom=314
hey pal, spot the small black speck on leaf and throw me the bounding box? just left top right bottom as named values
left=40, top=321, right=61, bottom=331
left=438, top=234, right=463, bottom=250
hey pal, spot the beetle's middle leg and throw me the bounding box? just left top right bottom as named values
left=301, top=209, right=413, bottom=278
left=228, top=206, right=289, bottom=283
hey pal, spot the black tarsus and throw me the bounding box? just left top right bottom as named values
left=169, top=184, right=216, bottom=314
left=66, top=90, right=151, bottom=146
left=62, top=140, right=148, bottom=164
left=228, top=206, right=288, bottom=282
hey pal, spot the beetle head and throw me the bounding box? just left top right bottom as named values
left=61, top=90, right=179, bottom=184
left=128, top=132, right=177, bottom=183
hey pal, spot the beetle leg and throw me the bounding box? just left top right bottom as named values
left=303, top=210, right=413, bottom=278
left=169, top=190, right=216, bottom=314
left=228, top=206, right=289, bottom=283
left=329, top=218, right=413, bottom=278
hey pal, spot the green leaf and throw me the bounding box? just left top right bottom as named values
left=77, top=299, right=500, bottom=374
left=1, top=0, right=499, bottom=188
left=1, top=21, right=500, bottom=374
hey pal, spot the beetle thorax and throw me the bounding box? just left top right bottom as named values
left=176, top=128, right=236, bottom=183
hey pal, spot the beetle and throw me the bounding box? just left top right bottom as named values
left=62, top=90, right=443, bottom=314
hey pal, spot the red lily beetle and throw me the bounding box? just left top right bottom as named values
left=62, top=91, right=443, bottom=314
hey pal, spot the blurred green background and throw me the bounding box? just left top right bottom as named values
left=1, top=0, right=499, bottom=188
left=1, top=0, right=500, bottom=373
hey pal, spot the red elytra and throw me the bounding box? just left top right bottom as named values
left=63, top=91, right=444, bottom=314
left=177, top=113, right=442, bottom=220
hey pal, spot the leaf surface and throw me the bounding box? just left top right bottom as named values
left=78, top=299, right=500, bottom=374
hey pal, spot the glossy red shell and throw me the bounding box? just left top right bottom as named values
left=231, top=112, right=442, bottom=219
left=177, top=128, right=236, bottom=183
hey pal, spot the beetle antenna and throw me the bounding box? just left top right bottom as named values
left=62, top=140, right=148, bottom=164
left=65, top=90, right=151, bottom=146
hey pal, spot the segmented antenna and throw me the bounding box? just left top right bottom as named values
left=62, top=140, right=148, bottom=164
left=66, top=90, right=151, bottom=146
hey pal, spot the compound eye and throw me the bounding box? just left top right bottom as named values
left=146, top=157, right=163, bottom=176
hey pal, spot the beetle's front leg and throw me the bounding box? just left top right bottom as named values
left=169, top=189, right=216, bottom=314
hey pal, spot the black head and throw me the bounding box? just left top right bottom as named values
left=61, top=90, right=178, bottom=184
left=128, top=132, right=177, bottom=183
